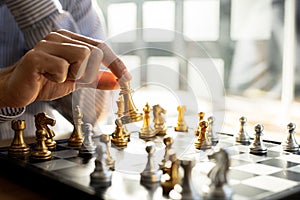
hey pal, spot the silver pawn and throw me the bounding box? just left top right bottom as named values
left=207, top=116, right=219, bottom=145
left=249, top=124, right=267, bottom=154
left=282, top=122, right=299, bottom=152
left=90, top=143, right=112, bottom=187
left=140, top=142, right=163, bottom=188
left=236, top=116, right=250, bottom=144
left=79, top=123, right=96, bottom=157
left=100, top=134, right=115, bottom=170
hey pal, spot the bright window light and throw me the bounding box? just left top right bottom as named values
left=231, top=0, right=272, bottom=40
left=184, top=0, right=220, bottom=41
left=143, top=1, right=175, bottom=41
left=107, top=3, right=137, bottom=42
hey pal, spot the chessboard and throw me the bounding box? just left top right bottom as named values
left=1, top=123, right=300, bottom=200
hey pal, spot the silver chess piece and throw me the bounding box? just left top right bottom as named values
left=236, top=116, right=250, bottom=144
left=206, top=148, right=233, bottom=200
left=207, top=116, right=219, bottom=145
left=140, top=142, right=163, bottom=188
left=180, top=160, right=201, bottom=200
left=90, top=143, right=112, bottom=187
left=282, top=122, right=299, bottom=152
left=100, top=134, right=115, bottom=170
left=249, top=124, right=267, bottom=154
left=79, top=123, right=96, bottom=157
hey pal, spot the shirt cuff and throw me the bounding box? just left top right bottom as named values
left=0, top=107, right=25, bottom=123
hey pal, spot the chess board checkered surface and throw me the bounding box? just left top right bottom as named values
left=1, top=126, right=300, bottom=200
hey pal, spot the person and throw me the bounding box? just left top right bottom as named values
left=0, top=0, right=131, bottom=140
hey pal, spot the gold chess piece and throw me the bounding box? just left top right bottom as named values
left=139, top=102, right=156, bottom=139
left=161, top=150, right=181, bottom=195
left=116, top=96, right=130, bottom=141
left=194, top=121, right=212, bottom=150
left=30, top=128, right=52, bottom=161
left=34, top=112, right=56, bottom=151
left=111, top=119, right=129, bottom=147
left=8, top=120, right=30, bottom=157
left=174, top=105, right=188, bottom=132
left=195, top=112, right=205, bottom=136
left=119, top=81, right=143, bottom=124
left=68, top=105, right=84, bottom=147
left=153, top=104, right=167, bottom=136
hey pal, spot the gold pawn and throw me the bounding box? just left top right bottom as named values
left=174, top=105, right=188, bottom=132
left=194, top=121, right=211, bottom=150
left=30, top=128, right=52, bottom=161
left=139, top=102, right=156, bottom=139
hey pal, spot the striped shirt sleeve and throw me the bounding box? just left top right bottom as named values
left=0, top=107, right=25, bottom=123
left=4, top=0, right=79, bottom=49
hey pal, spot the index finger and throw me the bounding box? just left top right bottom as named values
left=56, top=29, right=131, bottom=81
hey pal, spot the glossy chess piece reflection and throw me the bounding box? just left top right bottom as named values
left=8, top=120, right=30, bottom=157
left=100, top=134, right=115, bottom=170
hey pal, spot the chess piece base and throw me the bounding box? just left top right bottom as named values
left=249, top=146, right=267, bottom=154
left=121, top=113, right=143, bottom=124
left=8, top=145, right=30, bottom=156
left=46, top=139, right=56, bottom=151
left=30, top=151, right=52, bottom=161
left=90, top=171, right=112, bottom=187
left=236, top=134, right=250, bottom=144
left=68, top=138, right=83, bottom=147
left=140, top=170, right=163, bottom=185
left=139, top=127, right=156, bottom=139
left=283, top=144, right=299, bottom=152
left=111, top=137, right=128, bottom=147
left=205, top=184, right=233, bottom=200
left=194, top=141, right=211, bottom=150
left=155, top=127, right=167, bottom=136
left=174, top=125, right=188, bottom=132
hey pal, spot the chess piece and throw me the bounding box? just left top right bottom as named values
left=195, top=112, right=205, bottom=136
left=119, top=81, right=143, bottom=124
left=111, top=119, right=129, bottom=147
left=174, top=105, right=188, bottom=132
left=161, top=149, right=181, bottom=195
left=139, top=102, right=156, bottom=139
left=206, top=148, right=233, bottom=200
left=159, top=136, right=174, bottom=171
left=8, top=120, right=30, bottom=157
left=100, top=134, right=115, bottom=170
left=194, top=121, right=212, bottom=150
left=207, top=116, right=219, bottom=145
left=30, top=128, right=52, bottom=161
left=140, top=142, right=163, bottom=188
left=34, top=112, right=56, bottom=151
left=179, top=160, right=201, bottom=200
left=79, top=123, right=96, bottom=157
left=115, top=96, right=131, bottom=141
left=249, top=124, right=267, bottom=154
left=153, top=104, right=167, bottom=136
left=68, top=105, right=84, bottom=147
left=282, top=122, right=299, bottom=152
left=90, top=143, right=112, bottom=187
left=236, top=116, right=250, bottom=144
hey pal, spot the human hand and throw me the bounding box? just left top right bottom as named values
left=0, top=30, right=131, bottom=108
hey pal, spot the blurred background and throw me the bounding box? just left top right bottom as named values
left=96, top=0, right=300, bottom=142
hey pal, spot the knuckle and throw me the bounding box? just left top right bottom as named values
left=44, top=32, right=61, bottom=41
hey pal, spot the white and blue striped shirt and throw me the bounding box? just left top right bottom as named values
left=0, top=0, right=110, bottom=140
